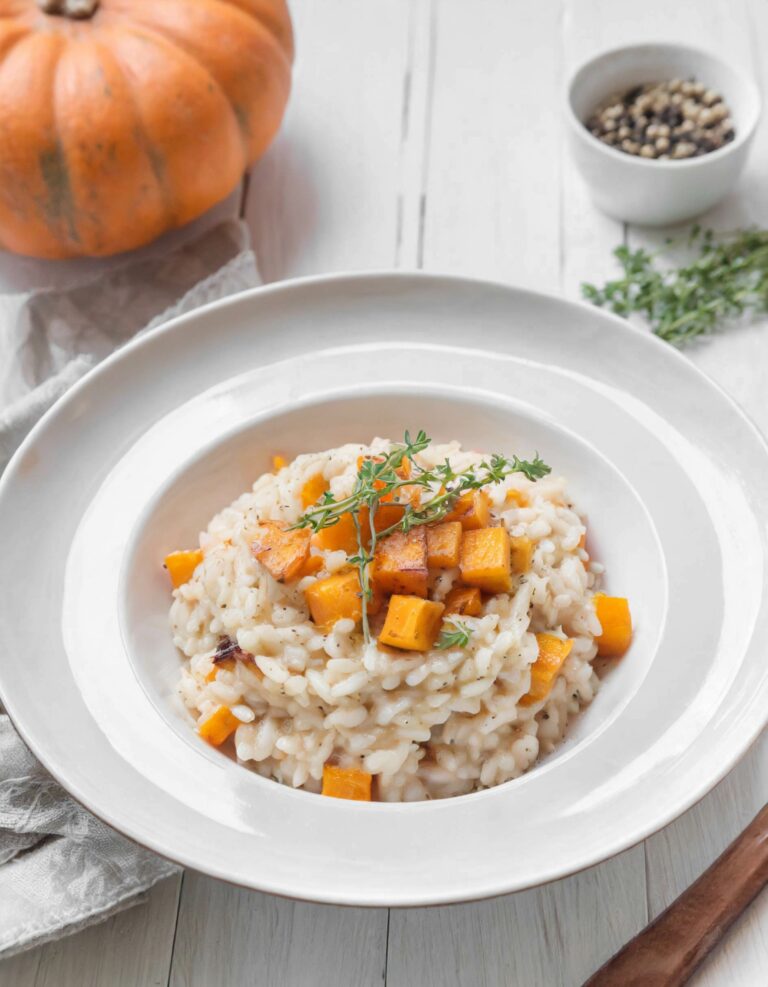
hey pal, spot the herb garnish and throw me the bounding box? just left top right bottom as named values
left=294, top=430, right=550, bottom=642
left=435, top=619, right=473, bottom=650
left=582, top=226, right=768, bottom=346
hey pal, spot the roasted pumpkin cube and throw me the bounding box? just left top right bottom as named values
left=510, top=535, right=534, bottom=574
left=445, top=489, right=492, bottom=530
left=594, top=594, right=632, bottom=657
left=443, top=585, right=483, bottom=617
left=205, top=658, right=236, bottom=683
left=198, top=705, right=240, bottom=745
left=322, top=765, right=372, bottom=801
left=300, top=472, right=329, bottom=508
left=311, top=512, right=358, bottom=555
left=373, top=526, right=428, bottom=597
left=296, top=554, right=324, bottom=578
left=164, top=549, right=204, bottom=588
left=396, top=456, right=412, bottom=480
left=459, top=527, right=512, bottom=594
left=251, top=521, right=311, bottom=582
left=304, top=570, right=380, bottom=631
left=311, top=504, right=413, bottom=557
left=519, top=633, right=573, bottom=706
left=426, top=521, right=463, bottom=568
left=505, top=488, right=529, bottom=507
left=378, top=595, right=445, bottom=651
left=362, top=501, right=412, bottom=536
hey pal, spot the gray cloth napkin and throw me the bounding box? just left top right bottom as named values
left=0, top=218, right=260, bottom=957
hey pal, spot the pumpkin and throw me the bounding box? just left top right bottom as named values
left=0, top=0, right=293, bottom=258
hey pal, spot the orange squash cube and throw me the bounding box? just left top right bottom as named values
left=459, top=527, right=512, bottom=594
left=373, top=526, right=428, bottom=597
left=322, top=765, right=372, bottom=801
left=505, top=488, right=529, bottom=507
left=311, top=504, right=412, bottom=557
left=510, top=535, right=534, bottom=574
left=251, top=521, right=311, bottom=583
left=296, top=554, right=324, bottom=578
left=445, top=489, right=491, bottom=530
left=300, top=473, right=329, bottom=509
left=594, top=594, right=632, bottom=657
left=426, top=521, right=463, bottom=568
left=362, top=501, right=413, bottom=537
left=198, top=705, right=240, bottom=746
left=519, top=633, right=573, bottom=706
left=378, top=595, right=445, bottom=651
left=304, top=570, right=380, bottom=631
left=311, top=512, right=359, bottom=555
left=164, top=549, right=204, bottom=588
left=205, top=658, right=236, bottom=683
left=443, top=585, right=483, bottom=617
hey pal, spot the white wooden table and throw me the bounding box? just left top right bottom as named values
left=2, top=1, right=767, bottom=984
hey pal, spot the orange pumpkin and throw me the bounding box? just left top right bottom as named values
left=0, top=0, right=293, bottom=258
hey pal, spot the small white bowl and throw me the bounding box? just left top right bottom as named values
left=566, top=43, right=761, bottom=226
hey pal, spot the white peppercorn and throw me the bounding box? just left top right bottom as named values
left=585, top=77, right=736, bottom=160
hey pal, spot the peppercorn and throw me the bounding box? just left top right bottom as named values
left=584, top=77, right=736, bottom=161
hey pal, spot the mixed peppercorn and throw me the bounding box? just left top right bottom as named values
left=586, top=78, right=735, bottom=160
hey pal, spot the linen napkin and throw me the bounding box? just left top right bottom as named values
left=0, top=217, right=260, bottom=957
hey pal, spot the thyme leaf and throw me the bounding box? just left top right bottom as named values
left=435, top=619, right=473, bottom=650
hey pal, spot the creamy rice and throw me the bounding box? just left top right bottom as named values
left=171, top=439, right=603, bottom=801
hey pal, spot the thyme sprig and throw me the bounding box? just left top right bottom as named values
left=582, top=226, right=768, bottom=347
left=294, top=431, right=550, bottom=643
left=435, top=619, right=473, bottom=650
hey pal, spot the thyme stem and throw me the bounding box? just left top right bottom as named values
left=582, top=226, right=768, bottom=346
left=293, top=431, right=551, bottom=644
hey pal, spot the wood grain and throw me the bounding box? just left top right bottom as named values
left=169, top=873, right=388, bottom=987
left=244, top=0, right=416, bottom=280
left=648, top=741, right=768, bottom=987
left=586, top=803, right=768, bottom=986
left=0, top=875, right=181, bottom=987
left=387, top=848, right=647, bottom=987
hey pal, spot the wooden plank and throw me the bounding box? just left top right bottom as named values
left=647, top=737, right=768, bottom=987
left=0, top=874, right=181, bottom=987
left=561, top=0, right=628, bottom=300
left=244, top=0, right=416, bottom=281
left=387, top=849, right=646, bottom=987
left=169, top=872, right=387, bottom=987
left=419, top=0, right=563, bottom=289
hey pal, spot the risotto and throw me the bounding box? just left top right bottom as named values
left=166, top=434, right=632, bottom=802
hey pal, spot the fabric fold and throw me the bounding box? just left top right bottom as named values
left=0, top=217, right=260, bottom=957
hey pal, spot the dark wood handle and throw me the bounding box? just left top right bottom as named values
left=585, top=804, right=768, bottom=987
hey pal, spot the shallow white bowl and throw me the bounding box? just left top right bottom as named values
left=1, top=272, right=768, bottom=906
left=566, top=43, right=761, bottom=225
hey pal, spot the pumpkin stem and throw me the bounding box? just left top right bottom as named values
left=38, top=0, right=99, bottom=18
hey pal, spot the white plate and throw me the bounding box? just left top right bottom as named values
left=1, top=273, right=767, bottom=907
